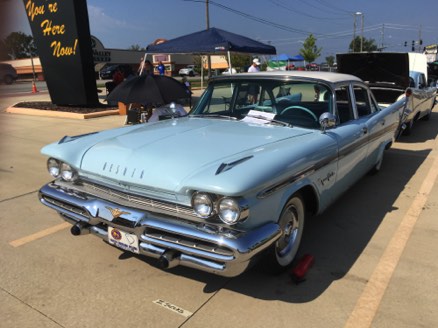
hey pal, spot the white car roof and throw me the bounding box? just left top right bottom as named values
left=235, top=70, right=363, bottom=83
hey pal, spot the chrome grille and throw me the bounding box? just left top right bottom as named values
left=80, top=180, right=196, bottom=218
left=42, top=195, right=89, bottom=217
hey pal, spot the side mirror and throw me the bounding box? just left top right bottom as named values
left=319, top=112, right=337, bottom=133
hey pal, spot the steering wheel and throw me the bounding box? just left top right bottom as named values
left=280, top=105, right=318, bottom=121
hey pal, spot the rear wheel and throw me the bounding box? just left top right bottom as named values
left=403, top=119, right=414, bottom=135
left=262, top=193, right=305, bottom=273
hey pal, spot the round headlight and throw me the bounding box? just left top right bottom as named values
left=218, top=198, right=241, bottom=225
left=47, top=158, right=61, bottom=177
left=60, top=163, right=77, bottom=182
left=192, top=192, right=214, bottom=218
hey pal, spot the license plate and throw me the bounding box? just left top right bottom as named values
left=108, top=227, right=139, bottom=254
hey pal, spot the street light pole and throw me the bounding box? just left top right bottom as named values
left=360, top=12, right=364, bottom=52
left=352, top=12, right=363, bottom=52
left=352, top=13, right=357, bottom=52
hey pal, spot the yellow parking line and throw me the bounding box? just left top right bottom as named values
left=9, top=222, right=71, bottom=248
left=344, top=154, right=438, bottom=328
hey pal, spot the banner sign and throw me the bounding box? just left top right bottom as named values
left=24, top=0, right=99, bottom=105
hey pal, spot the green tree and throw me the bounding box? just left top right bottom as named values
left=3, top=32, right=36, bottom=59
left=128, top=44, right=146, bottom=51
left=299, top=34, right=322, bottom=63
left=325, top=55, right=335, bottom=67
left=228, top=53, right=251, bottom=72
left=349, top=36, right=378, bottom=52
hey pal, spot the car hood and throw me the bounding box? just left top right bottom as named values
left=43, top=117, right=315, bottom=194
left=336, top=53, right=410, bottom=88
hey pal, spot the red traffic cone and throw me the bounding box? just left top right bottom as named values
left=32, top=81, right=38, bottom=93
left=290, top=254, right=314, bottom=283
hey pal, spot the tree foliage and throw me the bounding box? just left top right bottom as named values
left=128, top=44, right=146, bottom=51
left=325, top=55, right=335, bottom=67
left=228, top=53, right=252, bottom=71
left=349, top=36, right=378, bottom=53
left=299, top=34, right=322, bottom=63
left=2, top=32, right=36, bottom=59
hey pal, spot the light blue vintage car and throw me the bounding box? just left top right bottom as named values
left=39, top=71, right=406, bottom=277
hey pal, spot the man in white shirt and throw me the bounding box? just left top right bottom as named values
left=248, top=58, right=261, bottom=72
left=247, top=58, right=261, bottom=103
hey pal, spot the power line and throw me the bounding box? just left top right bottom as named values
left=268, top=0, right=351, bottom=21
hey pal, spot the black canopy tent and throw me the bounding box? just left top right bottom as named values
left=145, top=27, right=276, bottom=82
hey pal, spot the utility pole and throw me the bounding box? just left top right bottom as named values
left=206, top=0, right=211, bottom=78
left=380, top=24, right=385, bottom=51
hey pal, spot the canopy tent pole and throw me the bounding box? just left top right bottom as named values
left=227, top=51, right=233, bottom=74
left=139, top=53, right=148, bottom=75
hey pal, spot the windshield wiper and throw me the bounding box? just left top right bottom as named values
left=191, top=114, right=237, bottom=120
left=243, top=113, right=291, bottom=127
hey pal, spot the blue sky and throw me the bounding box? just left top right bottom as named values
left=4, top=0, right=438, bottom=62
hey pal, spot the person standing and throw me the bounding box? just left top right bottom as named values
left=157, top=61, right=166, bottom=75
left=248, top=58, right=261, bottom=72
left=247, top=58, right=261, bottom=103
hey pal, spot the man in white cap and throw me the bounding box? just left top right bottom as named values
left=248, top=58, right=261, bottom=72
left=247, top=58, right=261, bottom=103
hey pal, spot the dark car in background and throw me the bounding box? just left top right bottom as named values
left=0, top=63, right=18, bottom=84
left=99, top=64, right=133, bottom=80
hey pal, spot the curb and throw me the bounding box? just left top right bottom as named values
left=5, top=106, right=120, bottom=119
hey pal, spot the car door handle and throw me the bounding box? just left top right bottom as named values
left=380, top=119, right=386, bottom=126
left=362, top=127, right=368, bottom=134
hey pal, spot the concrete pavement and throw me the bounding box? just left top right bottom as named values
left=0, top=88, right=437, bottom=328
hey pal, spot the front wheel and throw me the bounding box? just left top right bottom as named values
left=263, top=193, right=306, bottom=273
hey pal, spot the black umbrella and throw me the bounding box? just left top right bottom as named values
left=107, top=74, right=191, bottom=105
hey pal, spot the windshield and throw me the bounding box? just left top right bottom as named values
left=191, top=79, right=333, bottom=129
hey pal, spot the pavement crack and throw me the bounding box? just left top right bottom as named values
left=178, top=278, right=233, bottom=327
left=0, top=286, right=65, bottom=327
left=0, top=190, right=39, bottom=203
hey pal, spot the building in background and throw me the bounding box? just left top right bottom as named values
left=2, top=36, right=198, bottom=80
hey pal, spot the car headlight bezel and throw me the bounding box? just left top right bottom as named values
left=218, top=197, right=241, bottom=225
left=47, top=158, right=61, bottom=178
left=191, top=192, right=215, bottom=218
left=47, top=158, right=78, bottom=182
left=60, top=162, right=78, bottom=182
left=191, top=191, right=249, bottom=225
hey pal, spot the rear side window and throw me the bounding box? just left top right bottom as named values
left=335, top=86, right=354, bottom=124
left=353, top=86, right=372, bottom=117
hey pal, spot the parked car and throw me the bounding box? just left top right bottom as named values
left=99, top=64, right=132, bottom=80
left=38, top=71, right=407, bottom=277
left=222, top=68, right=237, bottom=74
left=178, top=65, right=196, bottom=76
left=0, top=63, right=18, bottom=84
left=306, top=63, right=319, bottom=71
left=337, top=52, right=436, bottom=135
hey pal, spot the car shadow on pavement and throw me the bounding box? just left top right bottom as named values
left=397, top=111, right=438, bottom=144
left=227, top=146, right=431, bottom=302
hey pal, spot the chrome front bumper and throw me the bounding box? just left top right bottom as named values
left=39, top=182, right=281, bottom=277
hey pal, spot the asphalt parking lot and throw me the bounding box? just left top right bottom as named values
left=1, top=88, right=437, bottom=328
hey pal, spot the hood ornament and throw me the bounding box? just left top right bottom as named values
left=105, top=206, right=130, bottom=219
